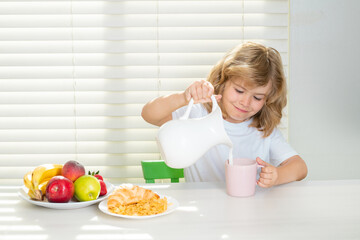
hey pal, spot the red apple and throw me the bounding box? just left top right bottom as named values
left=45, top=176, right=74, bottom=203
left=62, top=160, right=85, bottom=182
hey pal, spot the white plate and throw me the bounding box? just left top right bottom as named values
left=18, top=181, right=114, bottom=210
left=98, top=195, right=179, bottom=219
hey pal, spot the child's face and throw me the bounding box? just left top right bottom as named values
left=221, top=78, right=271, bottom=123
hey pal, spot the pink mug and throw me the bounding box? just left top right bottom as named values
left=225, top=158, right=263, bottom=197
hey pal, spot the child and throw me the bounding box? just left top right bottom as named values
left=142, top=42, right=307, bottom=187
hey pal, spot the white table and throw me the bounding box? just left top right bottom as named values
left=1, top=180, right=360, bottom=240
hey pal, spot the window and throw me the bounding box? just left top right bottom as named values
left=0, top=0, right=288, bottom=185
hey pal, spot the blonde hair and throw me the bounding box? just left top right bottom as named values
left=204, top=42, right=287, bottom=137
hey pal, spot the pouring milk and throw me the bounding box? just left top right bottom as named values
left=157, top=95, right=234, bottom=169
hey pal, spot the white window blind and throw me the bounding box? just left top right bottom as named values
left=0, top=0, right=289, bottom=185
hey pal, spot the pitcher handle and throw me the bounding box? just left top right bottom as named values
left=180, top=95, right=218, bottom=120
left=180, top=98, right=194, bottom=120
left=210, top=95, right=219, bottom=112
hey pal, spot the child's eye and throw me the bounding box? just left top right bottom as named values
left=254, top=96, right=262, bottom=101
left=235, top=89, right=244, bottom=94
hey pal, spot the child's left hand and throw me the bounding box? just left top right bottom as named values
left=256, top=157, right=279, bottom=188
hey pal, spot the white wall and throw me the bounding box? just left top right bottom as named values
left=289, top=0, right=360, bottom=180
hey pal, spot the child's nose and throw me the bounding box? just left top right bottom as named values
left=240, top=94, right=251, bottom=107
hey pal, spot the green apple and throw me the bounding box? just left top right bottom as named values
left=74, top=175, right=100, bottom=201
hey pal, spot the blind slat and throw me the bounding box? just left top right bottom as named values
left=0, top=52, right=288, bottom=66
left=0, top=154, right=160, bottom=167
left=0, top=104, right=144, bottom=117
left=0, top=141, right=158, bottom=154
left=0, top=66, right=211, bottom=78
left=0, top=92, right=160, bottom=104
left=0, top=78, right=194, bottom=91
left=0, top=129, right=158, bottom=141
left=1, top=65, right=287, bottom=78
left=0, top=27, right=287, bottom=41
left=0, top=116, right=154, bottom=129
left=0, top=40, right=288, bottom=53
left=0, top=1, right=288, bottom=15
left=0, top=116, right=155, bottom=129
left=0, top=14, right=287, bottom=27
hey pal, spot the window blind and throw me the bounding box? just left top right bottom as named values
left=0, top=0, right=289, bottom=185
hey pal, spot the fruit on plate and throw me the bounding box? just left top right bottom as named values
left=62, top=160, right=85, bottom=182
left=95, top=174, right=103, bottom=181
left=107, top=185, right=167, bottom=216
left=45, top=176, right=75, bottom=203
left=23, top=171, right=34, bottom=189
left=99, top=180, right=107, bottom=196
left=38, top=178, right=52, bottom=195
left=74, top=175, right=100, bottom=201
left=89, top=171, right=106, bottom=196
left=23, top=164, right=63, bottom=201
left=89, top=170, right=103, bottom=181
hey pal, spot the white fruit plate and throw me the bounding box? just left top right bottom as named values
left=18, top=181, right=113, bottom=210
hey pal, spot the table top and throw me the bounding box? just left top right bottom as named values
left=1, top=180, right=360, bottom=240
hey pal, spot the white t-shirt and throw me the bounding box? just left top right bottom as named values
left=172, top=103, right=298, bottom=182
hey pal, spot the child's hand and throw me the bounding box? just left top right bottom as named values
left=256, top=157, right=279, bottom=188
left=184, top=80, right=221, bottom=103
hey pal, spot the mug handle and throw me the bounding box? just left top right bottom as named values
left=180, top=95, right=218, bottom=120
left=256, top=163, right=264, bottom=185
left=257, top=163, right=264, bottom=169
